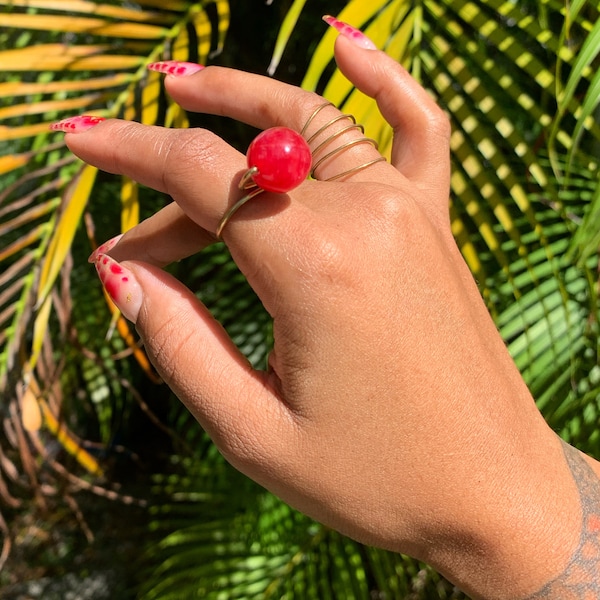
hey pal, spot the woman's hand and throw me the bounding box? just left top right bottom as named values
left=59, top=32, right=591, bottom=599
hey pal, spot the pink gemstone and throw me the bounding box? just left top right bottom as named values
left=246, top=127, right=312, bottom=193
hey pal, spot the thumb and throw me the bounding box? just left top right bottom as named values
left=333, top=34, right=451, bottom=200
left=94, top=253, right=290, bottom=468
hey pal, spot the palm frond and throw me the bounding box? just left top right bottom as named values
left=140, top=446, right=466, bottom=600
left=0, top=0, right=229, bottom=456
left=0, top=1, right=231, bottom=571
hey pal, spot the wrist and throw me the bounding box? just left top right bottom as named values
left=415, top=431, right=584, bottom=599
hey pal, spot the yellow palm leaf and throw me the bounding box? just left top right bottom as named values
left=0, top=74, right=132, bottom=98
left=37, top=164, right=98, bottom=306
left=0, top=154, right=29, bottom=175
left=268, top=0, right=308, bottom=76
left=0, top=0, right=228, bottom=510
left=1, top=14, right=167, bottom=38
left=0, top=0, right=165, bottom=22
left=0, top=44, right=141, bottom=71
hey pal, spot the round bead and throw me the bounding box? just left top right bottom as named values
left=246, top=127, right=312, bottom=193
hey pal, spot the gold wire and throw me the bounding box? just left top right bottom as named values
left=305, top=113, right=360, bottom=144
left=238, top=166, right=259, bottom=189
left=310, top=123, right=364, bottom=156
left=300, top=102, right=335, bottom=137
left=301, top=101, right=386, bottom=181
left=216, top=185, right=264, bottom=239
left=311, top=137, right=380, bottom=178
left=323, top=156, right=387, bottom=181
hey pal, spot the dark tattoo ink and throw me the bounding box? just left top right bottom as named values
left=524, top=441, right=600, bottom=599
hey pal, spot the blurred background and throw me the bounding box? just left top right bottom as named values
left=1, top=0, right=599, bottom=597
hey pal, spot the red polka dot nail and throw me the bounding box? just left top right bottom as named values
left=94, top=254, right=142, bottom=323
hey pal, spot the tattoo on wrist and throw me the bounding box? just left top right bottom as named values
left=524, top=440, right=600, bottom=598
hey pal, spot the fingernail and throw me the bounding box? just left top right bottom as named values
left=50, top=115, right=106, bottom=133
left=95, top=254, right=142, bottom=324
left=322, top=15, right=377, bottom=50
left=88, top=234, right=124, bottom=263
left=147, top=61, right=205, bottom=77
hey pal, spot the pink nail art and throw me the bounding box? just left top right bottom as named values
left=322, top=15, right=377, bottom=50
left=88, top=234, right=124, bottom=263
left=147, top=61, right=205, bottom=77
left=50, top=115, right=106, bottom=133
left=95, top=253, right=142, bottom=323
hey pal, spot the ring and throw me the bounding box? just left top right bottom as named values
left=216, top=104, right=386, bottom=239
left=216, top=127, right=312, bottom=239
left=215, top=183, right=264, bottom=240
left=301, top=102, right=386, bottom=181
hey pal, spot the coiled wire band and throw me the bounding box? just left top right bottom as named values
left=301, top=102, right=386, bottom=181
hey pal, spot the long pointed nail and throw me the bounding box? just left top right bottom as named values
left=322, top=15, right=377, bottom=50
left=88, top=234, right=124, bottom=263
left=50, top=115, right=106, bottom=133
left=95, top=254, right=142, bottom=324
left=147, top=61, right=205, bottom=77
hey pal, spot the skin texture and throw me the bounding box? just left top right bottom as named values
left=59, top=36, right=600, bottom=599
left=524, top=441, right=600, bottom=599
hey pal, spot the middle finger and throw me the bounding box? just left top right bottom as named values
left=161, top=65, right=396, bottom=186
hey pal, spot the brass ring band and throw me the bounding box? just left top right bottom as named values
left=301, top=101, right=386, bottom=181
left=216, top=168, right=263, bottom=239
left=216, top=187, right=264, bottom=240
left=300, top=101, right=336, bottom=137
left=322, top=156, right=387, bottom=182
left=305, top=114, right=362, bottom=144
left=310, top=123, right=364, bottom=156
left=311, top=137, right=382, bottom=179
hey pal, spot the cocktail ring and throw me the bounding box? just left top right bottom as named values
left=216, top=127, right=312, bottom=239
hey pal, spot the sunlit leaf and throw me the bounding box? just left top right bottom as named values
left=121, top=177, right=140, bottom=233
left=20, top=385, right=42, bottom=433
left=268, top=0, right=308, bottom=76
left=568, top=69, right=600, bottom=166
left=1, top=122, right=59, bottom=141
left=0, top=44, right=142, bottom=71
left=1, top=14, right=167, bottom=38
left=0, top=154, right=29, bottom=175
left=0, top=74, right=132, bottom=98
left=302, top=0, right=393, bottom=90
left=29, top=294, right=52, bottom=370
left=0, top=96, right=105, bottom=121
left=570, top=174, right=600, bottom=265
left=38, top=398, right=104, bottom=476
left=37, top=164, right=98, bottom=306
left=0, top=0, right=166, bottom=22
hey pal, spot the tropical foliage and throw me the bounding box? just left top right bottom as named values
left=0, top=0, right=599, bottom=597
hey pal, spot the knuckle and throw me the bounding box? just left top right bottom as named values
left=158, top=129, right=223, bottom=193
left=360, top=183, right=418, bottom=232
left=298, top=222, right=353, bottom=285
left=426, top=105, right=452, bottom=142
left=263, top=89, right=326, bottom=130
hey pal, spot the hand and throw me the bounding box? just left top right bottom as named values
left=60, top=34, right=589, bottom=599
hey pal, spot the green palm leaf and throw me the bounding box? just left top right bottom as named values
left=140, top=445, right=465, bottom=600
